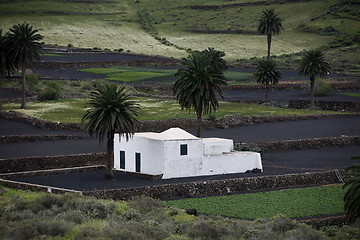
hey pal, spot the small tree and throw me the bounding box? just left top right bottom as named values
left=298, top=49, right=330, bottom=108
left=257, top=9, right=283, bottom=59
left=82, top=82, right=140, bottom=179
left=6, top=22, right=43, bottom=109
left=254, top=58, right=281, bottom=101
left=173, top=50, right=227, bottom=137
left=343, top=156, right=360, bottom=222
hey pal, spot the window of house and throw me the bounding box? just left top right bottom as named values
left=135, top=152, right=141, bottom=173
left=180, top=144, right=188, bottom=155
left=120, top=151, right=125, bottom=169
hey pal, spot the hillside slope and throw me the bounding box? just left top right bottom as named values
left=0, top=0, right=359, bottom=72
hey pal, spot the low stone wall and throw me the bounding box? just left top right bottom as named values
left=289, top=100, right=360, bottom=112
left=83, top=170, right=342, bottom=200
left=300, top=215, right=349, bottom=229
left=240, top=136, right=360, bottom=153
left=0, top=110, right=83, bottom=132
left=0, top=152, right=106, bottom=174
left=0, top=178, right=82, bottom=194
left=0, top=134, right=85, bottom=143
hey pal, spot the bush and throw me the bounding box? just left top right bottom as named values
left=314, top=78, right=333, bottom=97
left=26, top=74, right=40, bottom=92
left=128, top=196, right=164, bottom=215
left=38, top=82, right=62, bottom=101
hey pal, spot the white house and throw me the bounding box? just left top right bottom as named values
left=114, top=128, right=262, bottom=179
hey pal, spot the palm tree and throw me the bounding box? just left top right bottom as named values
left=298, top=49, right=330, bottom=108
left=173, top=50, right=227, bottom=137
left=343, top=156, right=360, bottom=221
left=257, top=9, right=283, bottom=59
left=82, top=82, right=140, bottom=180
left=254, top=58, right=281, bottom=102
left=0, top=30, right=16, bottom=78
left=6, top=22, right=43, bottom=109
left=202, top=47, right=228, bottom=72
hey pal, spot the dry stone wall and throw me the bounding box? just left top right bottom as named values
left=83, top=170, right=342, bottom=200
left=0, top=153, right=106, bottom=174
left=289, top=100, right=360, bottom=112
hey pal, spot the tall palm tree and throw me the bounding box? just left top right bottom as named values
left=254, top=58, right=281, bottom=102
left=298, top=49, right=330, bottom=108
left=6, top=22, right=43, bottom=109
left=0, top=30, right=16, bottom=78
left=173, top=51, right=227, bottom=137
left=343, top=157, right=360, bottom=221
left=257, top=9, right=283, bottom=59
left=82, top=82, right=140, bottom=179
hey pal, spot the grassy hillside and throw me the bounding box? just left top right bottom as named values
left=0, top=0, right=359, bottom=71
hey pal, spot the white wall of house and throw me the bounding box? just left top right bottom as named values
left=114, top=133, right=165, bottom=175
left=202, top=151, right=262, bottom=176
left=162, top=139, right=203, bottom=179
left=114, top=128, right=263, bottom=179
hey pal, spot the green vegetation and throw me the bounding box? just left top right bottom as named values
left=1, top=0, right=358, bottom=66
left=1, top=186, right=359, bottom=240
left=340, top=92, right=360, bottom=98
left=79, top=67, right=175, bottom=82
left=165, top=185, right=346, bottom=219
left=3, top=97, right=342, bottom=123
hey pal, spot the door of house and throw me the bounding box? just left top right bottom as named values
left=120, top=151, right=125, bottom=169
left=135, top=152, right=141, bottom=173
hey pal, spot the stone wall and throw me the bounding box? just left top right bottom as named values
left=0, top=134, right=84, bottom=143
left=83, top=170, right=342, bottom=200
left=240, top=136, right=360, bottom=152
left=0, top=152, right=106, bottom=174
left=289, top=100, right=360, bottom=112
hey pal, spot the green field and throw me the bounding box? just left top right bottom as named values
left=3, top=97, right=341, bottom=123
left=165, top=185, right=346, bottom=219
left=1, top=0, right=358, bottom=64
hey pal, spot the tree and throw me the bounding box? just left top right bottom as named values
left=298, top=49, right=330, bottom=108
left=257, top=9, right=283, bottom=59
left=0, top=30, right=16, bottom=78
left=343, top=156, right=360, bottom=222
left=173, top=50, right=227, bottom=137
left=254, top=58, right=281, bottom=102
left=6, top=22, right=43, bottom=109
left=202, top=47, right=229, bottom=72
left=82, top=82, right=140, bottom=179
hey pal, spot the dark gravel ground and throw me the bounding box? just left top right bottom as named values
left=41, top=52, right=169, bottom=62
left=200, top=116, right=360, bottom=143
left=1, top=116, right=359, bottom=159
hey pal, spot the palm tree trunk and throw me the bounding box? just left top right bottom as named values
left=267, top=34, right=272, bottom=59
left=310, top=75, right=315, bottom=109
left=196, top=106, right=202, bottom=138
left=265, top=83, right=269, bottom=102
left=20, top=64, right=26, bottom=109
left=105, top=135, right=115, bottom=180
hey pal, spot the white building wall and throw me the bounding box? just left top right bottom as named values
left=114, top=134, right=164, bottom=175
left=203, top=138, right=233, bottom=155
left=202, top=151, right=262, bottom=176
left=162, top=139, right=203, bottom=179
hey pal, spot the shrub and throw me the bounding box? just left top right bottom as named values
left=128, top=196, right=164, bottom=215
left=68, top=43, right=73, bottom=47
left=314, top=78, right=333, bottom=97
left=38, top=82, right=62, bottom=101
left=75, top=197, right=116, bottom=219
left=26, top=74, right=40, bottom=92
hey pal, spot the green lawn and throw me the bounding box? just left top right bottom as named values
left=165, top=185, right=346, bottom=219
left=340, top=92, right=360, bottom=98
left=3, top=97, right=342, bottom=123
